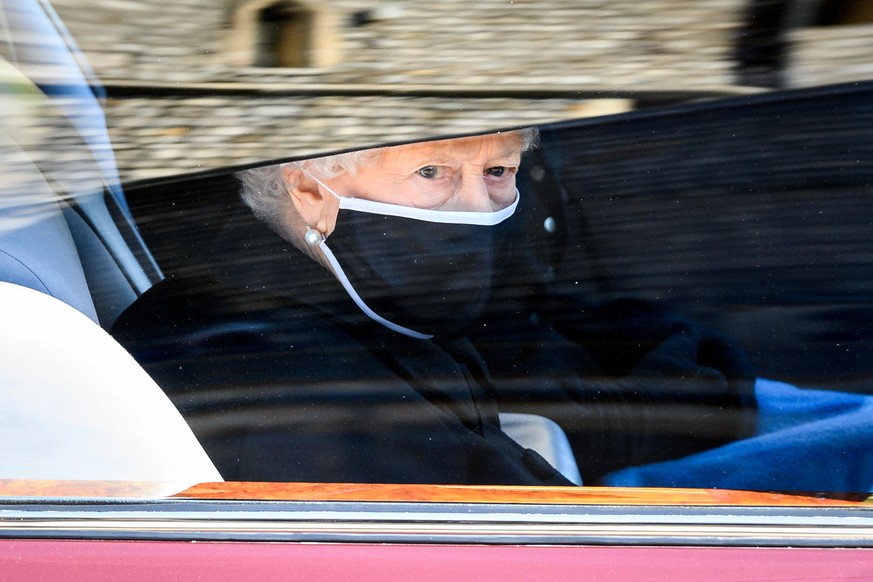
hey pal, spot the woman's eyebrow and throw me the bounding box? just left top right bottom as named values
left=407, top=152, right=456, bottom=168
left=402, top=139, right=522, bottom=168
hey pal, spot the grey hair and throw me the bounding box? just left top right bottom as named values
left=236, top=127, right=538, bottom=231
left=236, top=148, right=381, bottom=232
left=517, top=127, right=539, bottom=151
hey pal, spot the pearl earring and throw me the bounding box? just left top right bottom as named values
left=304, top=226, right=323, bottom=247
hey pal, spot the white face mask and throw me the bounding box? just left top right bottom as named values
left=305, top=174, right=519, bottom=339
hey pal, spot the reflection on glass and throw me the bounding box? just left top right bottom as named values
left=111, top=125, right=873, bottom=493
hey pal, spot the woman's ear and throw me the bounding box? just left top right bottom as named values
left=283, top=165, right=336, bottom=233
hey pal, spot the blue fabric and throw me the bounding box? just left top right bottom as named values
left=603, top=379, right=873, bottom=492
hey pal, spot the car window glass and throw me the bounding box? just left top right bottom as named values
left=115, top=107, right=873, bottom=493
left=3, top=0, right=873, bottom=501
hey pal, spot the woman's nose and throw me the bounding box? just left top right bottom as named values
left=457, top=174, right=493, bottom=212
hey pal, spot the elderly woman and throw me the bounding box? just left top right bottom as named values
left=113, top=129, right=758, bottom=486
left=113, top=130, right=583, bottom=485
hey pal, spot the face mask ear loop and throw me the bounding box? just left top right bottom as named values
left=300, top=167, right=344, bottom=203
left=318, top=242, right=435, bottom=340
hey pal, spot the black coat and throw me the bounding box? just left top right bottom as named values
left=112, top=213, right=573, bottom=485
left=113, top=209, right=756, bottom=485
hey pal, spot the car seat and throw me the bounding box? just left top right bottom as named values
left=0, top=0, right=220, bottom=488
left=1, top=0, right=161, bottom=327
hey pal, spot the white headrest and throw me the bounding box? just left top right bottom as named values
left=0, top=282, right=222, bottom=494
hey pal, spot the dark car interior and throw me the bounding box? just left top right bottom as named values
left=95, top=81, right=872, bottom=489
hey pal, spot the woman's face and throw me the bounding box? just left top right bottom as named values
left=324, top=132, right=524, bottom=213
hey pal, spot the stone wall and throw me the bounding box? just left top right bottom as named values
left=788, top=25, right=873, bottom=87
left=53, top=0, right=744, bottom=87
left=105, top=93, right=611, bottom=179
left=46, top=0, right=873, bottom=181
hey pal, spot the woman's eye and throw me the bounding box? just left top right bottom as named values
left=417, top=166, right=440, bottom=179
left=486, top=166, right=508, bottom=178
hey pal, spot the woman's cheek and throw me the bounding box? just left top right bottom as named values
left=488, top=180, right=517, bottom=209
